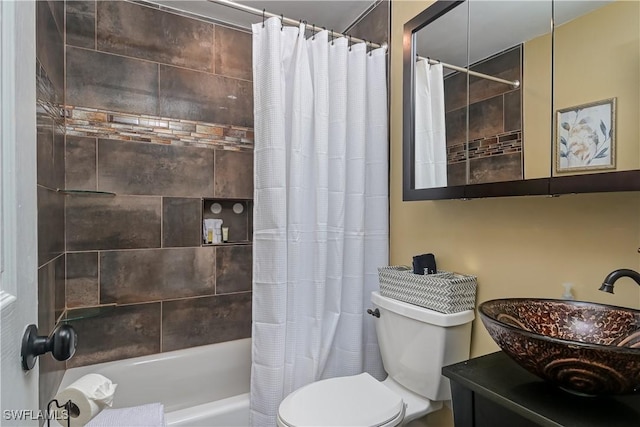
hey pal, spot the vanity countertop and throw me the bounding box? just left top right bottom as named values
left=442, top=351, right=640, bottom=427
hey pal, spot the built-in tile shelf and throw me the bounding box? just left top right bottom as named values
left=202, top=241, right=252, bottom=247
left=202, top=198, right=253, bottom=247
left=57, top=189, right=116, bottom=196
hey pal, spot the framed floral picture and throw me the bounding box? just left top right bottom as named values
left=556, top=98, right=616, bottom=173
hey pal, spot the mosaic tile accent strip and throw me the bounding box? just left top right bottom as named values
left=65, top=106, right=254, bottom=151
left=448, top=130, right=522, bottom=164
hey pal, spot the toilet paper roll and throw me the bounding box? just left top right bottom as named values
left=54, top=374, right=117, bottom=427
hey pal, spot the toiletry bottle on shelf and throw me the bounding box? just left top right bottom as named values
left=222, top=226, right=229, bottom=243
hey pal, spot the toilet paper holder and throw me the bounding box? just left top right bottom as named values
left=46, top=398, right=74, bottom=427
left=21, top=323, right=77, bottom=371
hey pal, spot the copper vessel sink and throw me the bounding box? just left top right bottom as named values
left=479, top=299, right=640, bottom=396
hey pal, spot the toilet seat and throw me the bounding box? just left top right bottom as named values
left=277, top=373, right=405, bottom=427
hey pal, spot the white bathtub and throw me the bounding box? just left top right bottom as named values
left=57, top=338, right=251, bottom=426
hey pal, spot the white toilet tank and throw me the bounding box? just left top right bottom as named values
left=371, top=291, right=474, bottom=402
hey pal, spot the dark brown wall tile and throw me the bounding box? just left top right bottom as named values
left=38, top=255, right=66, bottom=335
left=216, top=245, right=252, bottom=294
left=162, top=198, right=202, bottom=248
left=37, top=1, right=64, bottom=102
left=97, top=139, right=214, bottom=197
left=203, top=200, right=249, bottom=242
left=55, top=255, right=66, bottom=321
left=469, top=153, right=522, bottom=184
left=162, top=293, right=251, bottom=352
left=66, top=0, right=96, bottom=49
left=66, top=195, right=161, bottom=251
left=444, top=72, right=467, bottom=113
left=346, top=1, right=389, bottom=49
left=100, top=247, right=216, bottom=304
left=66, top=47, right=159, bottom=116
left=159, top=65, right=253, bottom=127
left=66, top=303, right=161, bottom=367
left=445, top=46, right=521, bottom=115
left=504, top=90, right=522, bottom=132
left=447, top=161, right=466, bottom=186
left=38, top=187, right=65, bottom=267
left=445, top=107, right=467, bottom=147
left=468, top=95, right=504, bottom=141
left=97, top=1, right=214, bottom=72
left=37, top=115, right=65, bottom=190
left=214, top=150, right=253, bottom=199
left=66, top=136, right=97, bottom=191
left=468, top=46, right=520, bottom=105
left=37, top=264, right=54, bottom=336
left=39, top=352, right=65, bottom=420
left=67, top=252, right=99, bottom=308
left=214, top=26, right=252, bottom=81
left=36, top=112, right=55, bottom=189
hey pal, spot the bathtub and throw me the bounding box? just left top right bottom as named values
left=57, top=338, right=251, bottom=426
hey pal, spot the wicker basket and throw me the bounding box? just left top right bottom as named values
left=378, top=266, right=477, bottom=314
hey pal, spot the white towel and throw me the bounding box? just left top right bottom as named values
left=86, top=403, right=165, bottom=427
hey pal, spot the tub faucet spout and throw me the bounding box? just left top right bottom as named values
left=599, top=269, right=640, bottom=294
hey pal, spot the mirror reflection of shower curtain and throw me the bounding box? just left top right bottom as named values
left=415, top=60, right=447, bottom=188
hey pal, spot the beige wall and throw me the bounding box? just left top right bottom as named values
left=523, top=33, right=552, bottom=178
left=554, top=1, right=640, bottom=173
left=523, top=1, right=640, bottom=178
left=391, top=2, right=640, bottom=423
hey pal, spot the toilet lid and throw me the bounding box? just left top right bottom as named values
left=277, top=373, right=405, bottom=427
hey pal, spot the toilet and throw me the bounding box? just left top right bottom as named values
left=276, top=291, right=475, bottom=427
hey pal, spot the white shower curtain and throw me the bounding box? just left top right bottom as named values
left=250, top=17, right=388, bottom=426
left=414, top=59, right=447, bottom=188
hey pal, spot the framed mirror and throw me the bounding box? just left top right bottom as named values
left=403, top=0, right=554, bottom=200
left=403, top=0, right=640, bottom=201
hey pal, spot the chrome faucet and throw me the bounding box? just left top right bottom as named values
left=599, top=269, right=640, bottom=294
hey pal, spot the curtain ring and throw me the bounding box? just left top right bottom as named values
left=331, top=29, right=334, bottom=45
left=262, top=8, right=265, bottom=28
left=349, top=35, right=352, bottom=51
left=368, top=40, right=373, bottom=56
left=312, top=24, right=316, bottom=40
left=280, top=14, right=284, bottom=31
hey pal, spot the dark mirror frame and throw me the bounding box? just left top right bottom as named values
left=402, top=0, right=465, bottom=201
left=402, top=0, right=640, bottom=201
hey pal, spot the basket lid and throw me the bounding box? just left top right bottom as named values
left=371, top=291, right=475, bottom=326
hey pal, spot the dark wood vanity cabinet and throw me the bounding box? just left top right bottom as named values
left=442, top=352, right=640, bottom=427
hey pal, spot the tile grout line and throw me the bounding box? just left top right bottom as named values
left=95, top=137, right=99, bottom=191
left=67, top=44, right=254, bottom=84
left=212, top=24, right=216, bottom=77
left=213, top=246, right=217, bottom=296
left=160, top=196, right=164, bottom=248
left=97, top=251, right=101, bottom=306
left=159, top=301, right=163, bottom=352
left=157, top=63, right=161, bottom=115
left=94, top=0, right=97, bottom=51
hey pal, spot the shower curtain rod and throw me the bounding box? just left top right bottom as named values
left=208, top=0, right=386, bottom=49
left=417, top=55, right=520, bottom=89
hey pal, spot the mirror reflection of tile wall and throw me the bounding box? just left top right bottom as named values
left=445, top=46, right=523, bottom=185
